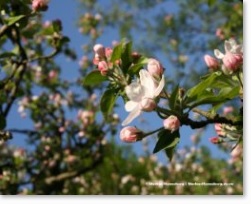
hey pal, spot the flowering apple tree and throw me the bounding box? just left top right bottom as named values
left=85, top=38, right=243, bottom=160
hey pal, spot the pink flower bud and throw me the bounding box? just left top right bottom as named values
left=98, top=61, right=109, bottom=76
left=209, top=136, right=223, bottom=144
left=147, top=58, right=164, bottom=77
left=216, top=28, right=225, bottom=40
left=48, top=70, right=58, bottom=80
left=120, top=126, right=143, bottom=143
left=214, top=123, right=225, bottom=136
left=32, top=0, right=49, bottom=12
left=163, top=115, right=180, bottom=132
left=222, top=52, right=243, bottom=72
left=105, top=47, right=113, bottom=58
left=223, top=106, right=234, bottom=115
left=204, top=55, right=219, bottom=70
left=93, top=44, right=105, bottom=57
left=140, top=98, right=156, bottom=112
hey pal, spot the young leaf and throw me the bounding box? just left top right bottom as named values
left=153, top=129, right=180, bottom=154
left=128, top=57, right=149, bottom=75
left=121, top=41, right=133, bottom=70
left=164, top=147, right=175, bottom=161
left=83, top=70, right=107, bottom=86
left=169, top=85, right=180, bottom=110
left=110, top=43, right=123, bottom=62
left=100, top=89, right=118, bottom=118
left=5, top=15, right=26, bottom=26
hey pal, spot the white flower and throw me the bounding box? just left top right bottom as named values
left=122, top=69, right=165, bottom=126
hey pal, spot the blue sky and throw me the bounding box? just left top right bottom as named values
left=7, top=0, right=230, bottom=163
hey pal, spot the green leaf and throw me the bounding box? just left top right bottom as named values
left=185, top=71, right=240, bottom=108
left=0, top=52, right=17, bottom=59
left=164, top=147, right=175, bottom=161
left=169, top=85, right=180, bottom=110
left=187, top=86, right=239, bottom=108
left=83, top=70, right=107, bottom=86
left=110, top=43, right=123, bottom=62
left=153, top=129, right=180, bottom=154
left=0, top=114, right=6, bottom=130
left=128, top=57, right=149, bottom=74
left=5, top=15, right=26, bottom=26
left=100, top=89, right=118, bottom=118
left=186, top=72, right=220, bottom=100
left=121, top=41, right=133, bottom=70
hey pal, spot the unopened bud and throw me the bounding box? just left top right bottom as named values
left=93, top=44, right=105, bottom=57
left=163, top=115, right=180, bottom=133
left=204, top=55, right=219, bottom=70
left=147, top=58, right=164, bottom=77
left=120, top=126, right=143, bottom=143
left=98, top=61, right=109, bottom=76
left=209, top=136, right=223, bottom=144
left=32, top=0, right=49, bottom=12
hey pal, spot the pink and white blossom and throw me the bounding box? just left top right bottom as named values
left=214, top=38, right=243, bottom=74
left=122, top=69, right=165, bottom=126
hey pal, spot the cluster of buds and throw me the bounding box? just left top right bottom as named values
left=93, top=44, right=114, bottom=76
left=210, top=122, right=241, bottom=145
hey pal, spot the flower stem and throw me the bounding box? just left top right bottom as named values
left=143, top=127, right=164, bottom=138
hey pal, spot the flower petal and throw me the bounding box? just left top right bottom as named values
left=125, top=82, right=144, bottom=101
left=224, top=40, right=232, bottom=53
left=139, top=70, right=155, bottom=97
left=214, top=49, right=224, bottom=59
left=154, top=74, right=165, bottom=97
left=125, top=101, right=138, bottom=112
left=122, top=106, right=141, bottom=126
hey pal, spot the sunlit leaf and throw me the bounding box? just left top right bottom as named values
left=83, top=70, right=107, bottom=86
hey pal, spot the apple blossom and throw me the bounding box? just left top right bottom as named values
left=163, top=115, right=180, bottom=132
left=120, top=126, right=143, bottom=143
left=214, top=38, right=243, bottom=74
left=122, top=69, right=165, bottom=126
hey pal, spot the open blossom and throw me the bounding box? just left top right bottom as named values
left=214, top=38, right=243, bottom=74
left=147, top=58, right=164, bottom=78
left=120, top=126, right=143, bottom=143
left=163, top=115, right=180, bottom=132
left=204, top=55, right=219, bottom=70
left=122, top=69, right=165, bottom=126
